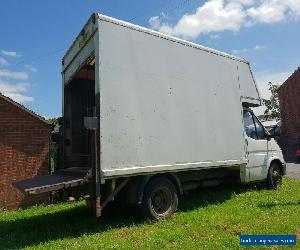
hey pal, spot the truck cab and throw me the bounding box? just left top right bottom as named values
left=242, top=108, right=285, bottom=188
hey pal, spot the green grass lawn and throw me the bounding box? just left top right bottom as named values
left=1, top=177, right=300, bottom=249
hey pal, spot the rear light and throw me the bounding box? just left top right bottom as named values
left=296, top=150, right=300, bottom=157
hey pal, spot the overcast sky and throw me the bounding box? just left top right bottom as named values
left=0, top=0, right=299, bottom=117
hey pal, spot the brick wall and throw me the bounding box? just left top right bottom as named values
left=279, top=68, right=300, bottom=161
left=0, top=97, right=51, bottom=209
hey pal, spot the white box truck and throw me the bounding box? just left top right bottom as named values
left=15, top=13, right=285, bottom=220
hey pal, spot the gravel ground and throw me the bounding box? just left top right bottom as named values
left=286, top=163, right=300, bottom=179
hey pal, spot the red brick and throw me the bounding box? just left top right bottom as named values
left=279, top=67, right=300, bottom=161
left=0, top=96, right=51, bottom=209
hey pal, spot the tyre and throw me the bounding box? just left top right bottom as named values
left=267, top=162, right=283, bottom=190
left=140, top=177, right=178, bottom=220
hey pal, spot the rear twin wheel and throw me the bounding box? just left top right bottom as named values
left=140, top=177, right=178, bottom=220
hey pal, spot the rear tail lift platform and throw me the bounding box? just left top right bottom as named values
left=13, top=167, right=90, bottom=195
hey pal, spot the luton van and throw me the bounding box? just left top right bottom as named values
left=15, top=13, right=286, bottom=220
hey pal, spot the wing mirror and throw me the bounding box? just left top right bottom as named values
left=267, top=125, right=281, bottom=140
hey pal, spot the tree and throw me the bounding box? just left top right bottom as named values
left=46, top=117, right=62, bottom=172
left=263, top=82, right=280, bottom=120
left=47, top=117, right=59, bottom=126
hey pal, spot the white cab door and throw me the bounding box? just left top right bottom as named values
left=243, top=111, right=269, bottom=182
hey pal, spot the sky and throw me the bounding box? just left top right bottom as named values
left=0, top=0, right=300, bottom=118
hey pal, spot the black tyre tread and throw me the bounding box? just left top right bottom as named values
left=140, top=177, right=178, bottom=220
left=267, top=162, right=283, bottom=190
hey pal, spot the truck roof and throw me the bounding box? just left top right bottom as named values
left=63, top=13, right=248, bottom=65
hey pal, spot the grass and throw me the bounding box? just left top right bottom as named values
left=1, top=177, right=300, bottom=249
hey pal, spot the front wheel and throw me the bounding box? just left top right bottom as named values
left=140, top=177, right=178, bottom=220
left=267, top=162, right=283, bottom=190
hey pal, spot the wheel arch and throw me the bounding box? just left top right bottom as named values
left=136, top=173, right=183, bottom=205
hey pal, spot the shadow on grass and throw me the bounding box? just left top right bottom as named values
left=0, top=203, right=144, bottom=249
left=258, top=200, right=300, bottom=209
left=0, top=183, right=258, bottom=249
left=179, top=182, right=263, bottom=212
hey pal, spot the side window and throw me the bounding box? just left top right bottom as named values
left=243, top=111, right=267, bottom=140
left=243, top=111, right=257, bottom=139
left=252, top=115, right=266, bottom=140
